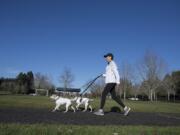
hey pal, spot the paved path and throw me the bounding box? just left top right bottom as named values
left=0, top=107, right=180, bottom=126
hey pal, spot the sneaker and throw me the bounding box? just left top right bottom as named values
left=94, top=109, right=104, bottom=116
left=124, top=106, right=131, bottom=116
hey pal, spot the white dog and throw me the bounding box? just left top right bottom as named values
left=72, top=97, right=93, bottom=112
left=50, top=94, right=75, bottom=113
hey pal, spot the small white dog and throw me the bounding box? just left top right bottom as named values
left=50, top=94, right=75, bottom=113
left=72, top=97, right=93, bottom=112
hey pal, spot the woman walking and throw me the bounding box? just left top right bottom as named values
left=94, top=53, right=131, bottom=116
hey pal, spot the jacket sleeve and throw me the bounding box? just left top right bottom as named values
left=111, top=62, right=120, bottom=84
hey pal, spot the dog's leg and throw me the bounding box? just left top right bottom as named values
left=83, top=103, right=88, bottom=112
left=76, top=104, right=80, bottom=110
left=71, top=106, right=76, bottom=113
left=52, top=108, right=56, bottom=112
left=64, top=104, right=69, bottom=113
left=89, top=105, right=93, bottom=112
left=52, top=104, right=60, bottom=112
left=55, top=104, right=60, bottom=111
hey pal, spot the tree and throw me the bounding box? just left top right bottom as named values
left=59, top=68, right=74, bottom=90
left=162, top=74, right=175, bottom=101
left=34, top=72, right=54, bottom=90
left=27, top=71, right=35, bottom=94
left=0, top=78, right=16, bottom=94
left=129, top=84, right=141, bottom=99
left=120, top=62, right=134, bottom=100
left=89, top=78, right=105, bottom=98
left=16, top=72, right=28, bottom=94
left=0, top=71, right=51, bottom=95
left=138, top=51, right=167, bottom=101
left=171, top=71, right=180, bottom=95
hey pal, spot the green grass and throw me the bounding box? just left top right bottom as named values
left=0, top=95, right=53, bottom=109
left=0, top=95, right=180, bottom=113
left=0, top=124, right=180, bottom=135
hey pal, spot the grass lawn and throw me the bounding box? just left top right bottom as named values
left=0, top=124, right=180, bottom=135
left=0, top=95, right=180, bottom=113
left=0, top=95, right=180, bottom=135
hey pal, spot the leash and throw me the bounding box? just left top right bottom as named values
left=80, top=74, right=102, bottom=97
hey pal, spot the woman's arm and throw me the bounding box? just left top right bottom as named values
left=111, top=62, right=120, bottom=84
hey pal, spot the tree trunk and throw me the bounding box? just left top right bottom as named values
left=173, top=92, right=176, bottom=102
left=150, top=90, right=153, bottom=101
left=153, top=91, right=156, bottom=101
left=134, top=93, right=137, bottom=99
left=167, top=91, right=170, bottom=101
left=124, top=90, right=126, bottom=101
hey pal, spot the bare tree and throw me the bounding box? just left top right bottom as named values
left=59, top=67, right=74, bottom=90
left=90, top=78, right=105, bottom=98
left=120, top=62, right=134, bottom=100
left=163, top=74, right=176, bottom=101
left=34, top=72, right=54, bottom=90
left=130, top=84, right=141, bottom=99
left=138, top=51, right=167, bottom=101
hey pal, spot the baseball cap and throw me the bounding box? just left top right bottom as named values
left=104, top=53, right=114, bottom=59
